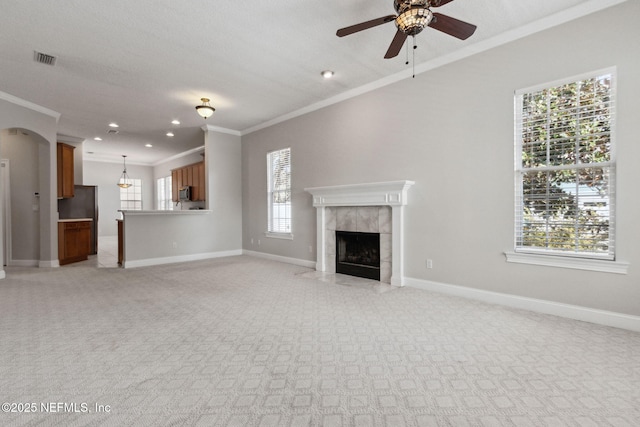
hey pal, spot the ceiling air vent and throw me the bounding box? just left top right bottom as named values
left=34, top=51, right=57, bottom=66
left=107, top=129, right=119, bottom=135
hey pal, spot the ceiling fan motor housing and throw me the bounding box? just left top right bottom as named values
left=394, top=0, right=430, bottom=14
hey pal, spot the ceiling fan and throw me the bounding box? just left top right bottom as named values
left=336, top=0, right=477, bottom=59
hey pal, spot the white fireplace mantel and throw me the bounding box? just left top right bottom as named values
left=305, top=181, right=414, bottom=286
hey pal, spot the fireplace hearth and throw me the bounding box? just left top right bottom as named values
left=336, top=231, right=380, bottom=280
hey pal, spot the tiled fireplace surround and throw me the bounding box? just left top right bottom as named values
left=305, top=181, right=414, bottom=286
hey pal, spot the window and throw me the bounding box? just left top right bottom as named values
left=267, top=148, right=292, bottom=237
left=157, top=176, right=173, bottom=210
left=514, top=68, right=616, bottom=261
left=120, top=178, right=142, bottom=210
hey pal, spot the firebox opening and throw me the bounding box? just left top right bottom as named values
left=336, top=231, right=381, bottom=281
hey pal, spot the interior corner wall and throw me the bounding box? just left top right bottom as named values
left=204, top=129, right=242, bottom=252
left=241, top=1, right=640, bottom=316
left=82, top=160, right=154, bottom=236
left=0, top=95, right=59, bottom=268
left=0, top=130, right=41, bottom=262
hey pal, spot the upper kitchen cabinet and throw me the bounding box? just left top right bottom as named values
left=57, top=142, right=75, bottom=198
left=171, top=161, right=205, bottom=202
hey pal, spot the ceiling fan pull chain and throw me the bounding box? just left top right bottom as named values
left=405, top=39, right=410, bottom=65
left=412, top=36, right=417, bottom=78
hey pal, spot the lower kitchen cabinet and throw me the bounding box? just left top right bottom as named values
left=58, top=220, right=92, bottom=265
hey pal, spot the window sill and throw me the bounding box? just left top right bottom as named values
left=265, top=232, right=293, bottom=240
left=504, top=251, right=628, bottom=274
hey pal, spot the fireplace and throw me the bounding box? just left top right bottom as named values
left=305, top=181, right=414, bottom=286
left=336, top=231, right=380, bottom=280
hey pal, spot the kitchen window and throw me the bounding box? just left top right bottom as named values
left=157, top=176, right=173, bottom=210
left=120, top=178, right=142, bottom=210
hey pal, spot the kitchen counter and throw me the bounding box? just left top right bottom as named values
left=58, top=218, right=93, bottom=222
left=118, top=210, right=210, bottom=216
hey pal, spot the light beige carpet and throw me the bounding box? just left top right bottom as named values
left=1, top=256, right=639, bottom=426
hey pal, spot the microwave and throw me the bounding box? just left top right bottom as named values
left=178, top=186, right=191, bottom=201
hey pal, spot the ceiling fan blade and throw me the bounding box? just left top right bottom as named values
left=429, top=12, right=477, bottom=40
left=430, top=0, right=456, bottom=7
left=384, top=30, right=408, bottom=59
left=336, top=15, right=396, bottom=37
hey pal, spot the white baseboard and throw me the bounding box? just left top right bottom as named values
left=404, top=277, right=640, bottom=333
left=243, top=250, right=316, bottom=269
left=124, top=249, right=243, bottom=269
left=38, top=259, right=60, bottom=268
left=10, top=259, right=39, bottom=267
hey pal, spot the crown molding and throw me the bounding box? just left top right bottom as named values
left=0, top=90, right=61, bottom=122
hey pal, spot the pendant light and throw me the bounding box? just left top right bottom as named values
left=195, top=98, right=215, bottom=119
left=117, top=155, right=132, bottom=188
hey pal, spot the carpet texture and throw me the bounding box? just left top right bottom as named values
left=1, top=256, right=639, bottom=426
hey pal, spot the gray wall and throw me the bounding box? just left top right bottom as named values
left=0, top=130, right=42, bottom=263
left=0, top=95, right=59, bottom=270
left=83, top=160, right=154, bottom=236
left=241, top=2, right=640, bottom=316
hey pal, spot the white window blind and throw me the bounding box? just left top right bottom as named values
left=267, top=148, right=291, bottom=234
left=514, top=69, right=615, bottom=259
left=157, top=176, right=173, bottom=211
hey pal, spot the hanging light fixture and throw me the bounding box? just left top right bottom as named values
left=195, top=98, right=215, bottom=119
left=117, top=155, right=132, bottom=188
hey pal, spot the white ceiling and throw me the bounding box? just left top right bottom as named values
left=0, top=0, right=623, bottom=165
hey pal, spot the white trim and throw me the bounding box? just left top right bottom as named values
left=241, top=0, right=628, bottom=136
left=505, top=251, right=628, bottom=274
left=9, top=259, right=39, bottom=267
left=123, top=249, right=242, bottom=268
left=152, top=145, right=205, bottom=167
left=244, top=250, right=316, bottom=269
left=515, top=66, right=617, bottom=96
left=0, top=90, right=61, bottom=121
left=201, top=124, right=242, bottom=137
left=404, top=276, right=640, bottom=333
left=305, top=181, right=415, bottom=207
left=1, top=159, right=11, bottom=268
left=56, top=134, right=85, bottom=145
left=265, top=232, right=293, bottom=240
left=39, top=259, right=60, bottom=268
left=0, top=270, right=5, bottom=279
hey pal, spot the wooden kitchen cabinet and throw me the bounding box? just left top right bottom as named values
left=57, top=142, right=75, bottom=198
left=58, top=220, right=91, bottom=265
left=171, top=161, right=205, bottom=202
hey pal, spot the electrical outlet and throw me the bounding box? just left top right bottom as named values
left=172, top=241, right=178, bottom=249
left=258, top=240, right=261, bottom=246
left=426, top=259, right=433, bottom=269
left=308, top=245, right=313, bottom=253
left=251, top=238, right=254, bottom=245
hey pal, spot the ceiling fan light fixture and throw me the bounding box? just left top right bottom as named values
left=396, top=7, right=433, bottom=36
left=195, top=98, right=215, bottom=119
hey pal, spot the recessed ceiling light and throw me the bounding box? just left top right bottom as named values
left=166, top=132, right=174, bottom=137
left=94, top=137, right=102, bottom=141
left=171, top=120, right=180, bottom=125
left=145, top=144, right=153, bottom=148
left=321, top=70, right=334, bottom=79
left=109, top=122, right=119, bottom=128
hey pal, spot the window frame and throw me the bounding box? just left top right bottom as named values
left=156, top=175, right=173, bottom=211
left=266, top=147, right=293, bottom=239
left=507, top=67, right=628, bottom=274
left=119, top=178, right=143, bottom=211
